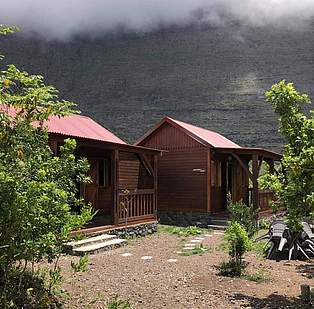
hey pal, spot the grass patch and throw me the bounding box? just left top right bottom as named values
left=106, top=295, right=132, bottom=309
left=251, top=240, right=270, bottom=258
left=158, top=225, right=211, bottom=237
left=178, top=245, right=209, bottom=256
left=244, top=269, right=269, bottom=283
left=251, top=230, right=271, bottom=258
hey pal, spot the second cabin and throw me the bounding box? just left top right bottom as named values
left=136, top=117, right=281, bottom=226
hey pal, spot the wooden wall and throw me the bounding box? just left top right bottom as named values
left=141, top=122, right=203, bottom=150
left=118, top=151, right=154, bottom=190
left=157, top=148, right=208, bottom=212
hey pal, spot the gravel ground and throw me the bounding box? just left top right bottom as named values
left=57, top=230, right=314, bottom=308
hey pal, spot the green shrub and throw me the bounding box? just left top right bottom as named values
left=227, top=194, right=258, bottom=237
left=258, top=218, right=270, bottom=230
left=217, top=260, right=244, bottom=277
left=0, top=268, right=61, bottom=308
left=71, top=255, right=89, bottom=273
left=218, top=222, right=252, bottom=277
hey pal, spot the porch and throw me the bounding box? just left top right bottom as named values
left=50, top=135, right=160, bottom=231
left=211, top=147, right=282, bottom=213
left=80, top=145, right=159, bottom=230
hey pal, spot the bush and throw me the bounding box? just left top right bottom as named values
left=218, top=222, right=252, bottom=277
left=0, top=268, right=61, bottom=308
left=217, top=260, right=244, bottom=277
left=227, top=194, right=258, bottom=237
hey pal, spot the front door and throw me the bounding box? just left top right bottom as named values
left=83, top=158, right=113, bottom=225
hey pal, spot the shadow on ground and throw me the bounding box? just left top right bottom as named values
left=296, top=261, right=314, bottom=279
left=231, top=293, right=306, bottom=308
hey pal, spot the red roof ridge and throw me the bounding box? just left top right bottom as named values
left=135, top=116, right=241, bottom=149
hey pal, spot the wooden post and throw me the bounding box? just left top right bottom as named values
left=153, top=154, right=158, bottom=220
left=113, top=149, right=119, bottom=226
left=300, top=284, right=311, bottom=303
left=269, top=159, right=275, bottom=175
left=252, top=154, right=259, bottom=216
left=206, top=149, right=211, bottom=213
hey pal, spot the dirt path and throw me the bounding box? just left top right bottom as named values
left=58, top=230, right=314, bottom=308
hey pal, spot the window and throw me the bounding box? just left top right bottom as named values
left=98, top=159, right=110, bottom=187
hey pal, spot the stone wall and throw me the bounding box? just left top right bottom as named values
left=158, top=212, right=213, bottom=228
left=106, top=221, right=158, bottom=238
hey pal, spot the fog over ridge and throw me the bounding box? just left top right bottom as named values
left=0, top=0, right=314, bottom=39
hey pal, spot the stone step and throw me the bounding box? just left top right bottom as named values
left=72, top=238, right=127, bottom=256
left=208, top=224, right=228, bottom=231
left=209, top=219, right=229, bottom=226
left=64, top=234, right=117, bottom=251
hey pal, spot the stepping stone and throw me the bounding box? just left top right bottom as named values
left=176, top=251, right=183, bottom=254
left=195, top=237, right=205, bottom=240
left=141, top=256, right=152, bottom=260
left=214, top=232, right=224, bottom=235
left=184, top=243, right=196, bottom=247
left=121, top=252, right=132, bottom=257
left=190, top=239, right=202, bottom=243
left=167, top=258, right=177, bottom=263
left=182, top=247, right=194, bottom=250
left=204, top=234, right=213, bottom=237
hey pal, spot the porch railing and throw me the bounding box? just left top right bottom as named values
left=117, top=189, right=156, bottom=223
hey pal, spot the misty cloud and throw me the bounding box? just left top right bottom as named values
left=0, top=0, right=314, bottom=39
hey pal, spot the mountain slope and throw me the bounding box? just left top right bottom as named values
left=1, top=23, right=313, bottom=151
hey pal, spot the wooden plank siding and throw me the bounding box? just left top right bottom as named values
left=140, top=122, right=203, bottom=150
left=118, top=151, right=154, bottom=190
left=157, top=148, right=208, bottom=213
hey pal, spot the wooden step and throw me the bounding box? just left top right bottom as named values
left=64, top=234, right=117, bottom=251
left=72, top=238, right=127, bottom=256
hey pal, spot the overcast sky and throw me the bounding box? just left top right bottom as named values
left=0, top=0, right=314, bottom=39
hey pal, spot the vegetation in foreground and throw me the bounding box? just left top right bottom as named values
left=0, top=25, right=93, bottom=308
left=217, top=222, right=252, bottom=277
left=260, top=80, right=314, bottom=231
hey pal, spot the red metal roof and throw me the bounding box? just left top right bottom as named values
left=168, top=117, right=240, bottom=148
left=136, top=116, right=241, bottom=149
left=0, top=105, right=126, bottom=144
left=46, top=115, right=126, bottom=144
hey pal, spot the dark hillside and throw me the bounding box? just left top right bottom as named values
left=1, top=23, right=314, bottom=151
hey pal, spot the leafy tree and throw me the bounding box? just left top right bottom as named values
left=0, top=26, right=93, bottom=307
left=260, top=80, right=314, bottom=231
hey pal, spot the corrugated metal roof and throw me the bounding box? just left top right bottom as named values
left=167, top=117, right=240, bottom=148
left=46, top=115, right=126, bottom=144
left=136, top=116, right=240, bottom=149
left=0, top=105, right=126, bottom=144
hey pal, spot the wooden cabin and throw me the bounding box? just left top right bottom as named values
left=136, top=117, right=282, bottom=226
left=45, top=114, right=160, bottom=232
